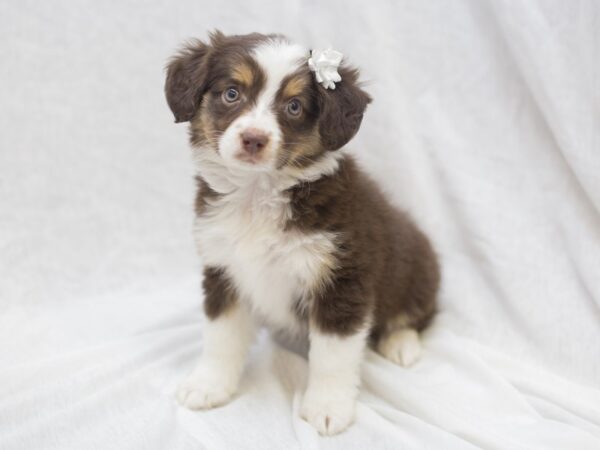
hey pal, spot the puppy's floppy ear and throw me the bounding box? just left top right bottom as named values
left=317, top=66, right=372, bottom=151
left=165, top=38, right=212, bottom=123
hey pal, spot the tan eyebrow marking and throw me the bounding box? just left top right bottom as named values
left=282, top=75, right=309, bottom=98
left=231, top=63, right=254, bottom=86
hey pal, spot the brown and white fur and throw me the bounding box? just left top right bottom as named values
left=165, top=31, right=440, bottom=436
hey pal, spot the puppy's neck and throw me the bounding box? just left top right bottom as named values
left=193, top=145, right=345, bottom=196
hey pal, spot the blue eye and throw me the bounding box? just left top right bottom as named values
left=223, top=87, right=239, bottom=103
left=287, top=98, right=302, bottom=116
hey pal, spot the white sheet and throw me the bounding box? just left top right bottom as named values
left=1, top=0, right=599, bottom=448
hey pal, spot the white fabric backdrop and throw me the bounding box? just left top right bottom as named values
left=1, top=0, right=599, bottom=448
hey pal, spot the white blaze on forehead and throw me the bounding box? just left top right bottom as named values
left=252, top=39, right=308, bottom=110
left=244, top=40, right=308, bottom=150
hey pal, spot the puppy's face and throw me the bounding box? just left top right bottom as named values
left=165, top=32, right=370, bottom=173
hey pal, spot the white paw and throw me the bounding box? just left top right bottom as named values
left=301, top=390, right=356, bottom=436
left=176, top=366, right=237, bottom=410
left=377, top=328, right=422, bottom=367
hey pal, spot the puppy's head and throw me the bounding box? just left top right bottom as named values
left=165, top=31, right=371, bottom=173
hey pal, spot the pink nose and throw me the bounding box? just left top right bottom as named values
left=241, top=129, right=269, bottom=155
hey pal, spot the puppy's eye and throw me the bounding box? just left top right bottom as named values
left=222, top=87, right=240, bottom=103
left=286, top=98, right=302, bottom=117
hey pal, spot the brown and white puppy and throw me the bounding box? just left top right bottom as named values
left=165, top=31, right=439, bottom=436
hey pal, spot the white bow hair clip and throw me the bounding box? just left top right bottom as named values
left=308, top=47, right=343, bottom=90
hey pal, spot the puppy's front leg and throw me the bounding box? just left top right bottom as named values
left=177, top=267, right=255, bottom=410
left=301, top=323, right=368, bottom=435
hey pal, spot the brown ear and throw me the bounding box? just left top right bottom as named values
left=317, top=66, right=372, bottom=150
left=164, top=39, right=212, bottom=123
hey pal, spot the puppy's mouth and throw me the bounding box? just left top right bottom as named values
left=234, top=150, right=267, bottom=165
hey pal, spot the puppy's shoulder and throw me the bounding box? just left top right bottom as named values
left=286, top=154, right=385, bottom=231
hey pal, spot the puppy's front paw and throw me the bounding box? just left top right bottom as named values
left=176, top=365, right=237, bottom=410
left=301, top=389, right=356, bottom=436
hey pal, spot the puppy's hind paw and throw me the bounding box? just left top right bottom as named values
left=377, top=328, right=422, bottom=367
left=176, top=368, right=237, bottom=410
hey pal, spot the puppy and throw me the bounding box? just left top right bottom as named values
left=165, top=31, right=439, bottom=436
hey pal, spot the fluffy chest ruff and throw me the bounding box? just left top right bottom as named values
left=194, top=172, right=337, bottom=336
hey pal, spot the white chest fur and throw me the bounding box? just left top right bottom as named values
left=194, top=173, right=337, bottom=336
